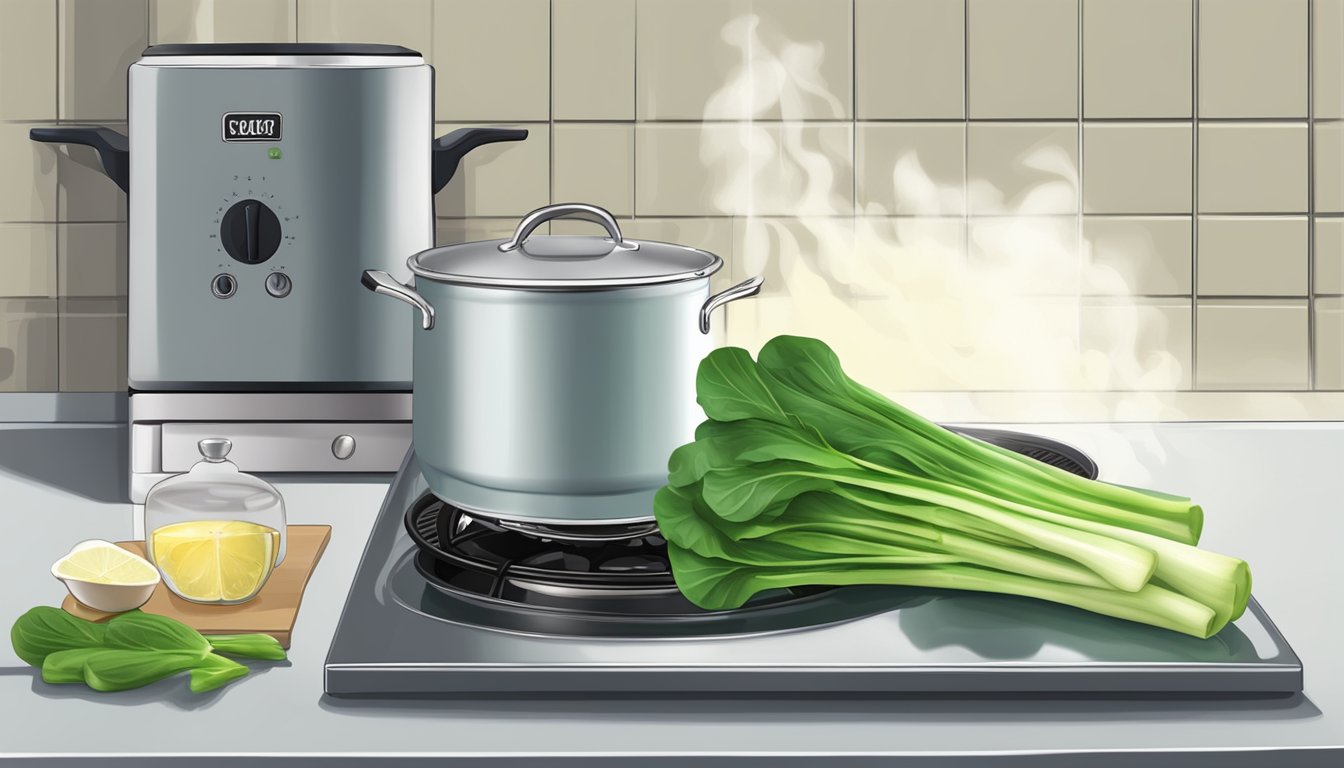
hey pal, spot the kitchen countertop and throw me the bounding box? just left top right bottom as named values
left=0, top=421, right=1341, bottom=767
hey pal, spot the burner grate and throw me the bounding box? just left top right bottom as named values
left=403, top=426, right=1098, bottom=622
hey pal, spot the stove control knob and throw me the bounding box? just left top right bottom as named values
left=332, top=434, right=356, bottom=461
left=211, top=273, right=237, bottom=299
left=220, top=198, right=282, bottom=264
left=265, top=271, right=292, bottom=298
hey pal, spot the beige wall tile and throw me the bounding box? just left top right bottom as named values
left=553, top=0, right=634, bottom=120
left=1197, top=124, right=1307, bottom=214
left=59, top=0, right=147, bottom=121
left=1083, top=0, right=1191, bottom=119
left=1196, top=299, right=1309, bottom=389
left=1082, top=124, right=1192, bottom=214
left=434, top=122, right=548, bottom=218
left=857, top=123, right=965, bottom=216
left=966, top=123, right=1078, bottom=215
left=435, top=0, right=548, bottom=121
left=1199, top=0, right=1307, bottom=118
left=729, top=215, right=857, bottom=301
left=59, top=222, right=128, bottom=297
left=56, top=121, right=128, bottom=222
left=1315, top=122, right=1344, bottom=213
left=1316, top=219, right=1344, bottom=295
left=968, top=216, right=1080, bottom=295
left=967, top=0, right=1077, bottom=119
left=1, top=122, right=59, bottom=222
left=298, top=0, right=428, bottom=50
left=0, top=298, right=58, bottom=392
left=1082, top=217, right=1192, bottom=296
left=855, top=0, right=963, bottom=120
left=1317, top=296, right=1343, bottom=389
left=552, top=124, right=634, bottom=217
left=1196, top=217, right=1307, bottom=297
left=636, top=123, right=853, bottom=217
left=1080, top=298, right=1192, bottom=389
left=637, top=0, right=852, bottom=121
left=0, top=224, right=57, bottom=298
left=1316, top=0, right=1344, bottom=119
left=152, top=0, right=296, bottom=43
left=0, top=0, right=57, bottom=120
left=58, top=296, right=126, bottom=391
left=435, top=218, right=521, bottom=245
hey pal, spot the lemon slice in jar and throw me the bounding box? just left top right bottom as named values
left=150, top=520, right=279, bottom=604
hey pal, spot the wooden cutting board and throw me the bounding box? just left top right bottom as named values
left=61, top=525, right=331, bottom=649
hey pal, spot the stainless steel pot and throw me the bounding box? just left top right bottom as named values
left=362, top=203, right=763, bottom=524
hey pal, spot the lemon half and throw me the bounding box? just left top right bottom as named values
left=150, top=520, right=279, bottom=604
left=53, top=540, right=159, bottom=585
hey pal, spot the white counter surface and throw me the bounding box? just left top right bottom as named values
left=0, top=421, right=1340, bottom=767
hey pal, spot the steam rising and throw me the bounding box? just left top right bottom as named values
left=705, top=15, right=1186, bottom=422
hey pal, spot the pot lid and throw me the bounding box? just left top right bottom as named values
left=408, top=204, right=723, bottom=289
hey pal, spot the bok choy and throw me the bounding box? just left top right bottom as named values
left=653, top=335, right=1251, bottom=639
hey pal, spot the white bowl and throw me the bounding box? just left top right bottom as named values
left=52, top=540, right=160, bottom=613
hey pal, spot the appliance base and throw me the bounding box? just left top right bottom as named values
left=129, top=391, right=411, bottom=503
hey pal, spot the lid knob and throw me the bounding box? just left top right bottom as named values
left=198, top=438, right=232, bottom=462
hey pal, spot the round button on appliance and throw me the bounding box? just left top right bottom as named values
left=220, top=199, right=282, bottom=264
left=265, top=271, right=292, bottom=298
left=331, top=434, right=356, bottom=460
left=211, top=273, right=237, bottom=299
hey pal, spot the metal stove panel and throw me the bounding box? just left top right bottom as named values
left=324, top=448, right=1302, bottom=697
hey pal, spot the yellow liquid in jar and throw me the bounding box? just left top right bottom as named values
left=150, top=520, right=281, bottom=604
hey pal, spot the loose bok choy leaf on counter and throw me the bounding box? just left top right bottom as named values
left=654, top=335, right=1251, bottom=639
left=11, top=607, right=286, bottom=693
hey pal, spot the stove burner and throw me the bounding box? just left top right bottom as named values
left=406, top=498, right=816, bottom=616
left=403, top=426, right=1098, bottom=633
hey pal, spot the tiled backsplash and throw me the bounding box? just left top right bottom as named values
left=2, top=0, right=1342, bottom=406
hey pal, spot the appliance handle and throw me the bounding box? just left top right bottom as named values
left=361, top=270, right=435, bottom=331
left=498, top=203, right=638, bottom=253
left=699, top=276, right=764, bottom=334
left=432, top=127, right=528, bottom=194
left=30, top=127, right=130, bottom=193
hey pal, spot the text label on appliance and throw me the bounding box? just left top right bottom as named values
left=222, top=112, right=282, bottom=142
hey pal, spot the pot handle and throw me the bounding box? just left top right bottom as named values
left=361, top=270, right=436, bottom=331
left=499, top=203, right=638, bottom=252
left=699, top=276, right=764, bottom=334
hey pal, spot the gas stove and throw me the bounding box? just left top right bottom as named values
left=324, top=428, right=1301, bottom=697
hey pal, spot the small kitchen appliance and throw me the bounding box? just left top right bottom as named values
left=325, top=433, right=1302, bottom=697
left=29, top=43, right=527, bottom=507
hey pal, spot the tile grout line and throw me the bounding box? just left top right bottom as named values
left=1076, top=0, right=1084, bottom=353
left=1308, top=0, right=1318, bottom=389
left=962, top=0, right=970, bottom=256
left=1191, top=0, right=1200, bottom=391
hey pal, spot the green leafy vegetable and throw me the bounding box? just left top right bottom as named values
left=655, top=336, right=1252, bottom=639
left=10, top=607, right=286, bottom=694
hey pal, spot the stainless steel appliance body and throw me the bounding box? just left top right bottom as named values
left=28, top=44, right=527, bottom=501
left=125, top=47, right=431, bottom=388
left=362, top=204, right=764, bottom=524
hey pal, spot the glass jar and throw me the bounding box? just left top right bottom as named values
left=144, top=438, right=286, bottom=605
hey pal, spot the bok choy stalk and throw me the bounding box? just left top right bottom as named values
left=654, top=335, right=1251, bottom=639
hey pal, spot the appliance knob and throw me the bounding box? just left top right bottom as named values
left=332, top=434, right=356, bottom=461
left=220, top=198, right=282, bottom=264
left=211, top=273, right=237, bottom=299
left=265, top=271, right=292, bottom=298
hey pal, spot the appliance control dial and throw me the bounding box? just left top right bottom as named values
left=331, top=435, right=356, bottom=460
left=220, top=198, right=282, bottom=264
left=211, top=273, right=237, bottom=299
left=264, top=271, right=292, bottom=298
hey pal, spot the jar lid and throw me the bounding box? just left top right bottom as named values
left=408, top=204, right=722, bottom=290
